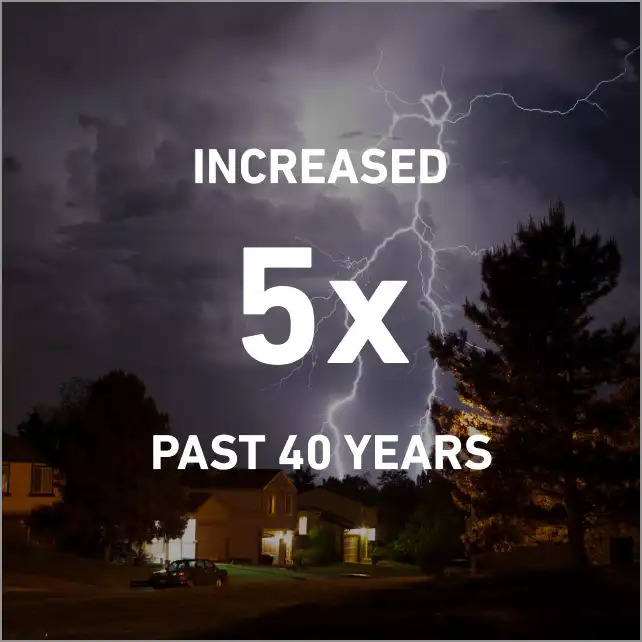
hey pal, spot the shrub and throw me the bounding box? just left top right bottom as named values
left=390, top=504, right=465, bottom=572
left=294, top=523, right=339, bottom=567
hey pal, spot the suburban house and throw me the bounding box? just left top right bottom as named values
left=2, top=432, right=61, bottom=546
left=144, top=468, right=298, bottom=566
left=297, top=488, right=378, bottom=563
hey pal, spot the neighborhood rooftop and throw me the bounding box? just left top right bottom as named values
left=181, top=467, right=287, bottom=490
left=2, top=432, right=46, bottom=463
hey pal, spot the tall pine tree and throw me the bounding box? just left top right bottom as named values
left=429, top=203, right=639, bottom=565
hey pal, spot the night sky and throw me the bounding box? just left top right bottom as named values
left=3, top=3, right=640, bottom=475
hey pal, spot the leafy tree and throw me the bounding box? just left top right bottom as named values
left=429, top=203, right=639, bottom=566
left=293, top=522, right=339, bottom=567
left=389, top=473, right=465, bottom=570
left=19, top=370, right=187, bottom=560
left=321, top=473, right=378, bottom=505
left=288, top=465, right=317, bottom=492
left=17, top=378, right=93, bottom=471
left=376, top=470, right=418, bottom=540
left=392, top=503, right=465, bottom=573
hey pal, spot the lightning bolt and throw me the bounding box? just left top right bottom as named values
left=274, top=44, right=639, bottom=478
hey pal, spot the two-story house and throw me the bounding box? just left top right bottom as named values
left=2, top=432, right=60, bottom=546
left=144, top=468, right=298, bottom=566
left=297, top=487, right=378, bottom=563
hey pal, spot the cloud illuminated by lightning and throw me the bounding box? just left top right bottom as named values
left=274, top=44, right=639, bottom=479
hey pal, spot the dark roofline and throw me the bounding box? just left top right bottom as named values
left=185, top=491, right=213, bottom=512
left=299, top=506, right=356, bottom=529
left=2, top=432, right=48, bottom=463
left=298, top=487, right=370, bottom=508
left=181, top=468, right=293, bottom=491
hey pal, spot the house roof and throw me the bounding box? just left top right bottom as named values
left=185, top=491, right=213, bottom=512
left=298, top=487, right=377, bottom=528
left=300, top=506, right=355, bottom=529
left=182, top=467, right=287, bottom=490
left=298, top=487, right=365, bottom=510
left=2, top=433, right=47, bottom=463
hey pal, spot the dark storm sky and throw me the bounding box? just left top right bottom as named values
left=3, top=3, right=640, bottom=475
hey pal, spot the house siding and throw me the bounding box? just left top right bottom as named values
left=2, top=461, right=60, bottom=516
left=298, top=488, right=377, bottom=528
left=297, top=489, right=378, bottom=564
left=192, top=472, right=297, bottom=564
left=2, top=459, right=61, bottom=548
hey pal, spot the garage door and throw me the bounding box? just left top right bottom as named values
left=343, top=534, right=360, bottom=563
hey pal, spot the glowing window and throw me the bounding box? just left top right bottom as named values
left=31, top=465, right=53, bottom=495
left=298, top=515, right=308, bottom=535
left=268, top=494, right=276, bottom=515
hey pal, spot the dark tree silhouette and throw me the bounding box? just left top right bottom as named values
left=429, top=203, right=639, bottom=565
left=391, top=474, right=465, bottom=571
left=376, top=470, right=418, bottom=539
left=288, top=465, right=318, bottom=492
left=321, top=473, right=378, bottom=505
left=19, top=370, right=187, bottom=559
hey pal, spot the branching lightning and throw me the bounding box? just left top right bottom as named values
left=273, top=45, right=639, bottom=478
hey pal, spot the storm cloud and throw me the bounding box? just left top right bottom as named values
left=3, top=3, right=639, bottom=474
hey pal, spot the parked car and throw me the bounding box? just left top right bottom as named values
left=148, top=558, right=228, bottom=589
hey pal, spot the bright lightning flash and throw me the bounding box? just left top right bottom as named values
left=275, top=45, right=639, bottom=479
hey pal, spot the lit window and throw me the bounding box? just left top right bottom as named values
left=268, top=494, right=276, bottom=515
left=2, top=463, right=9, bottom=494
left=298, top=515, right=308, bottom=535
left=367, top=528, right=376, bottom=541
left=285, top=494, right=293, bottom=515
left=31, top=465, right=53, bottom=495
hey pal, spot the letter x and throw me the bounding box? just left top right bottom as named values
left=328, top=281, right=408, bottom=363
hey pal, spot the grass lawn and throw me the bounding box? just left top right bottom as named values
left=4, top=551, right=308, bottom=589
left=302, top=560, right=425, bottom=578
left=3, top=548, right=161, bottom=589
left=218, top=563, right=309, bottom=581
left=4, top=548, right=423, bottom=590
left=219, top=560, right=425, bottom=582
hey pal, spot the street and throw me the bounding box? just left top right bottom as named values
left=2, top=576, right=419, bottom=639
left=3, top=567, right=639, bottom=639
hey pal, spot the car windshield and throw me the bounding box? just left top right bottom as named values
left=167, top=560, right=194, bottom=571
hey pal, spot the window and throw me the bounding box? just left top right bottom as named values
left=284, top=494, right=293, bottom=516
left=2, top=464, right=9, bottom=495
left=168, top=560, right=188, bottom=572
left=298, top=515, right=308, bottom=536
left=30, top=465, right=53, bottom=495
left=268, top=493, right=276, bottom=515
